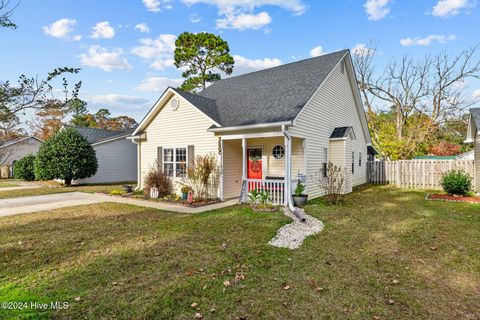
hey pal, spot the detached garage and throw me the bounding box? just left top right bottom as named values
left=65, top=126, right=137, bottom=184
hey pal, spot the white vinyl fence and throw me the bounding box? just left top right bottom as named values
left=367, top=160, right=475, bottom=190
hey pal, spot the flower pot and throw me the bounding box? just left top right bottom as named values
left=292, top=194, right=308, bottom=207
left=182, top=192, right=188, bottom=200
left=150, top=187, right=159, bottom=199
left=123, top=185, right=133, bottom=193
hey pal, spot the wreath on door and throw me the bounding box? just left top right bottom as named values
left=249, top=154, right=262, bottom=173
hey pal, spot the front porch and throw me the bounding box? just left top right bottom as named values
left=220, top=134, right=306, bottom=205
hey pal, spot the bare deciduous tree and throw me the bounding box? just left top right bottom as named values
left=316, top=163, right=346, bottom=205
left=353, top=43, right=480, bottom=159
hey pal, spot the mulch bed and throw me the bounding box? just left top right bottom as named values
left=104, top=193, right=222, bottom=208
left=426, top=193, right=480, bottom=203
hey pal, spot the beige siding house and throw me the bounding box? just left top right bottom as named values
left=131, top=49, right=373, bottom=206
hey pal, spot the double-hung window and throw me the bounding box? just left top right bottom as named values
left=351, top=151, right=355, bottom=174
left=322, top=147, right=328, bottom=177
left=163, top=147, right=187, bottom=178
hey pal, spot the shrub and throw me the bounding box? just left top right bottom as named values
left=13, top=154, right=36, bottom=181
left=109, top=189, right=126, bottom=196
left=34, top=128, right=97, bottom=185
left=317, top=162, right=345, bottom=205
left=185, top=153, right=218, bottom=200
left=440, top=170, right=471, bottom=196
left=144, top=164, right=172, bottom=198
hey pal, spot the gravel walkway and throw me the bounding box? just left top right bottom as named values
left=269, top=208, right=324, bottom=250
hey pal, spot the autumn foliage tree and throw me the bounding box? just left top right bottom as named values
left=430, top=141, right=461, bottom=156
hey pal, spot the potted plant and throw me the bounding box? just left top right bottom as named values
left=292, top=181, right=308, bottom=207
left=181, top=185, right=190, bottom=200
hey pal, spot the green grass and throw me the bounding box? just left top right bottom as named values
left=0, top=185, right=479, bottom=319
left=0, top=180, right=20, bottom=188
left=0, top=183, right=131, bottom=199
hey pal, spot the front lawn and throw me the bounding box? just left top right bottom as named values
left=0, top=185, right=478, bottom=319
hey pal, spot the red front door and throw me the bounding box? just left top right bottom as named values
left=247, top=148, right=263, bottom=179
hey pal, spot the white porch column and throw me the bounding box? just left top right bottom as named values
left=242, top=138, right=247, bottom=180
left=219, top=138, right=224, bottom=201
left=284, top=134, right=290, bottom=206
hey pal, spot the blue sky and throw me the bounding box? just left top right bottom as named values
left=1, top=0, right=479, bottom=120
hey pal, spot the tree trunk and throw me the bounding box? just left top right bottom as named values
left=64, top=177, right=72, bottom=186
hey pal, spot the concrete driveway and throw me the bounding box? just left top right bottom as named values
left=0, top=192, right=104, bottom=218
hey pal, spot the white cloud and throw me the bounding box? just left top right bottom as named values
left=72, top=35, right=82, bottom=41
left=309, top=46, right=325, bottom=57
left=79, top=46, right=132, bottom=71
left=182, top=0, right=305, bottom=32
left=143, top=0, right=172, bottom=12
left=352, top=43, right=375, bottom=57
left=432, top=0, right=474, bottom=17
left=473, top=89, right=480, bottom=98
left=131, top=34, right=177, bottom=70
left=88, top=94, right=149, bottom=107
left=91, top=21, right=115, bottom=39
left=217, top=11, right=271, bottom=30
left=42, top=18, right=77, bottom=38
left=150, top=58, right=175, bottom=70
left=400, top=34, right=456, bottom=46
left=364, top=0, right=391, bottom=20
left=232, top=55, right=282, bottom=74
left=134, top=23, right=150, bottom=33
left=190, top=13, right=201, bottom=23
left=136, top=77, right=183, bottom=92
left=182, top=0, right=306, bottom=14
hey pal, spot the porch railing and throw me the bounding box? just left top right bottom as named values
left=244, top=178, right=285, bottom=205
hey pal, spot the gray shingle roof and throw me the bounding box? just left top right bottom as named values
left=471, top=108, right=480, bottom=129
left=330, top=126, right=353, bottom=139
left=0, top=136, right=42, bottom=149
left=66, top=126, right=135, bottom=144
left=184, top=49, right=349, bottom=127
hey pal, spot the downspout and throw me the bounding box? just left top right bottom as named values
left=131, top=138, right=141, bottom=190
left=282, top=125, right=306, bottom=222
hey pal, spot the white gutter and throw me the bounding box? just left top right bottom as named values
left=281, top=125, right=306, bottom=222
left=208, top=121, right=293, bottom=133
left=91, top=134, right=132, bottom=146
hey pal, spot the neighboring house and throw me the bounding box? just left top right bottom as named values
left=413, top=155, right=457, bottom=160
left=456, top=150, right=474, bottom=160
left=130, top=49, right=373, bottom=206
left=0, top=136, right=43, bottom=177
left=465, top=107, right=480, bottom=191
left=414, top=152, right=474, bottom=160
left=65, top=126, right=138, bottom=184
